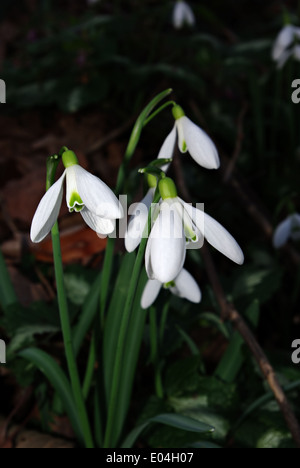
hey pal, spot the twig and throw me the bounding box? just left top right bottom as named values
left=201, top=244, right=300, bottom=448
left=173, top=153, right=300, bottom=447
left=189, top=99, right=300, bottom=266
left=223, top=159, right=300, bottom=266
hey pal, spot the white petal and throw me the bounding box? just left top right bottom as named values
left=30, top=172, right=66, bottom=243
left=272, top=25, right=295, bottom=61
left=276, top=49, right=293, bottom=69
left=65, top=165, right=84, bottom=212
left=171, top=269, right=202, bottom=303
left=157, top=125, right=177, bottom=172
left=173, top=1, right=195, bottom=29
left=145, top=236, right=155, bottom=280
left=141, top=279, right=162, bottom=309
left=81, top=208, right=115, bottom=235
left=183, top=202, right=244, bottom=264
left=147, top=201, right=186, bottom=283
left=293, top=45, right=300, bottom=61
left=273, top=217, right=292, bottom=248
left=71, top=165, right=123, bottom=219
left=176, top=118, right=188, bottom=153
left=179, top=116, right=220, bottom=169
left=125, top=189, right=155, bottom=253
left=173, top=199, right=199, bottom=243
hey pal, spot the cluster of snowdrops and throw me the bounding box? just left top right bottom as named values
left=30, top=103, right=245, bottom=310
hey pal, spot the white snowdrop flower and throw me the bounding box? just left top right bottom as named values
left=272, top=24, right=300, bottom=69
left=173, top=1, right=196, bottom=30
left=141, top=268, right=201, bottom=309
left=159, top=105, right=220, bottom=170
left=144, top=177, right=244, bottom=284
left=30, top=150, right=123, bottom=243
left=145, top=197, right=187, bottom=284
left=125, top=187, right=156, bottom=253
left=273, top=214, right=300, bottom=248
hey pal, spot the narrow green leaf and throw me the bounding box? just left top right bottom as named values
left=113, top=270, right=149, bottom=445
left=215, top=300, right=260, bottom=383
left=122, top=413, right=214, bottom=448
left=73, top=271, right=102, bottom=356
left=103, top=252, right=137, bottom=398
left=19, top=347, right=83, bottom=444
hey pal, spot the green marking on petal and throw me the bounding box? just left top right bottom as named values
left=68, top=192, right=84, bottom=213
left=182, top=141, right=187, bottom=152
left=164, top=281, right=176, bottom=289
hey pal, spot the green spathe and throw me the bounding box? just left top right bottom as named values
left=62, top=150, right=79, bottom=168
left=159, top=177, right=178, bottom=200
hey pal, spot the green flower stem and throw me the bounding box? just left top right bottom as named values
left=51, top=222, right=94, bottom=449
left=143, top=101, right=176, bottom=127
left=100, top=236, right=115, bottom=324
left=0, top=249, right=18, bottom=308
left=103, top=190, right=161, bottom=448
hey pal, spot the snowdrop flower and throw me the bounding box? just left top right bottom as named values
left=173, top=1, right=196, bottom=30
left=144, top=177, right=244, bottom=284
left=158, top=105, right=220, bottom=170
left=141, top=268, right=201, bottom=309
left=273, top=213, right=300, bottom=248
left=30, top=150, right=123, bottom=243
left=272, top=24, right=300, bottom=69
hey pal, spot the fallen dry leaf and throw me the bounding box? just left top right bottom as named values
left=31, top=225, right=107, bottom=264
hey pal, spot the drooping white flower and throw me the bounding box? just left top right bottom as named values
left=273, top=213, right=300, bottom=248
left=145, top=199, right=187, bottom=284
left=141, top=268, right=201, bottom=309
left=128, top=177, right=244, bottom=265
left=272, top=24, right=300, bottom=69
left=173, top=1, right=196, bottom=30
left=30, top=150, right=123, bottom=243
left=159, top=106, right=220, bottom=170
left=133, top=177, right=243, bottom=284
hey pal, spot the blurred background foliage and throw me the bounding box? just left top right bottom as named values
left=1, top=0, right=300, bottom=449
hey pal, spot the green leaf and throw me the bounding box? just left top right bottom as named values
left=122, top=413, right=214, bottom=448
left=103, top=252, right=137, bottom=398
left=214, top=300, right=260, bottom=383
left=19, top=348, right=83, bottom=444
left=114, top=270, right=149, bottom=443
left=73, top=271, right=102, bottom=356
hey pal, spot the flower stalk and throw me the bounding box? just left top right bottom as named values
left=47, top=155, right=94, bottom=449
